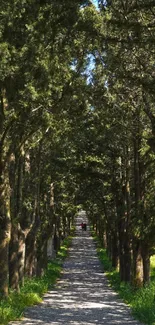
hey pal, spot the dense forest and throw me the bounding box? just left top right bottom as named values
left=0, top=0, right=155, bottom=297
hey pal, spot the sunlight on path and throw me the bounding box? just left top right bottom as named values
left=10, top=210, right=143, bottom=325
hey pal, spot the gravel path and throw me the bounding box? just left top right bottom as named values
left=11, top=211, right=143, bottom=325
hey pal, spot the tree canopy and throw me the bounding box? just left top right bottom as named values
left=0, top=0, right=155, bottom=296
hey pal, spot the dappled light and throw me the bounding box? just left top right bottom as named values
left=13, top=212, right=142, bottom=325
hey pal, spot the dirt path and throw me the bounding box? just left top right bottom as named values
left=11, top=211, right=143, bottom=325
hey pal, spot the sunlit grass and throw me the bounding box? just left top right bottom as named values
left=150, top=255, right=155, bottom=280
left=57, top=236, right=72, bottom=260
left=0, top=234, right=73, bottom=325
left=92, top=230, right=155, bottom=325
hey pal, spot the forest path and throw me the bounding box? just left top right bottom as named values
left=11, top=210, right=143, bottom=325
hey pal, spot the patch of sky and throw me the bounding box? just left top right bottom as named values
left=80, top=0, right=99, bottom=10
left=70, top=54, right=95, bottom=85
left=91, top=0, right=107, bottom=9
left=84, top=54, right=96, bottom=84
left=80, top=0, right=107, bottom=11
left=70, top=54, right=95, bottom=83
left=70, top=0, right=107, bottom=84
left=91, top=0, right=99, bottom=10
left=70, top=59, right=78, bottom=71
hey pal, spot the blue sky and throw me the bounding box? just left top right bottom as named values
left=91, top=0, right=99, bottom=9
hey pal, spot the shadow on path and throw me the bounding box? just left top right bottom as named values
left=11, top=211, right=143, bottom=325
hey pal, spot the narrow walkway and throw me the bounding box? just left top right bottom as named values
left=12, top=211, right=143, bottom=325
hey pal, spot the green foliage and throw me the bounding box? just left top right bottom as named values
left=0, top=235, right=72, bottom=325
left=95, top=230, right=155, bottom=325
left=150, top=256, right=155, bottom=280
left=1, top=0, right=155, bottom=311
left=132, top=283, right=155, bottom=325
left=57, top=236, right=73, bottom=259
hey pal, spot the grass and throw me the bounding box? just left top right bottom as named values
left=0, top=235, right=73, bottom=325
left=92, top=231, right=155, bottom=325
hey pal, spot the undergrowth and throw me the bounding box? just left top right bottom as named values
left=92, top=231, right=155, bottom=325
left=0, top=235, right=73, bottom=325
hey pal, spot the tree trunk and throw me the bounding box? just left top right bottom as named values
left=0, top=158, right=11, bottom=297
left=18, top=227, right=27, bottom=286
left=111, top=155, right=132, bottom=282
left=25, top=229, right=37, bottom=277
left=142, top=244, right=150, bottom=285
left=132, top=115, right=144, bottom=286
left=98, top=218, right=104, bottom=245
left=9, top=149, right=24, bottom=291
left=67, top=215, right=71, bottom=235
left=103, top=231, right=107, bottom=249
left=62, top=215, right=67, bottom=238
left=123, top=235, right=131, bottom=282
left=9, top=224, right=20, bottom=291
left=118, top=227, right=125, bottom=281
left=106, top=225, right=112, bottom=259
left=0, top=218, right=11, bottom=297
left=25, top=144, right=42, bottom=277
left=111, top=231, right=119, bottom=269
left=36, top=238, right=48, bottom=277
left=0, top=213, right=11, bottom=297
left=132, top=241, right=143, bottom=287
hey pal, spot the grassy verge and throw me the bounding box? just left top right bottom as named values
left=92, top=231, right=155, bottom=325
left=0, top=235, right=73, bottom=325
